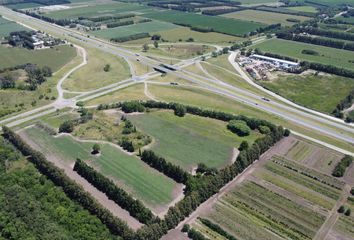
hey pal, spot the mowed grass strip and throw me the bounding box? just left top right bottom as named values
left=23, top=127, right=177, bottom=206
left=91, top=21, right=177, bottom=40
left=222, top=181, right=326, bottom=239
left=0, top=45, right=77, bottom=72
left=253, top=38, right=354, bottom=70
left=223, top=10, right=310, bottom=26
left=129, top=111, right=260, bottom=170
left=143, top=10, right=265, bottom=36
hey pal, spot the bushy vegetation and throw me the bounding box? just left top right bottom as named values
left=199, top=217, right=237, bottom=240
left=73, top=158, right=155, bottom=224
left=121, top=100, right=145, bottom=113
left=332, top=155, right=353, bottom=177
left=227, top=120, right=251, bottom=137
left=111, top=33, right=150, bottom=43
left=1, top=126, right=134, bottom=239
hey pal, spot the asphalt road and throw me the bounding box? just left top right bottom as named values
left=1, top=6, right=354, bottom=148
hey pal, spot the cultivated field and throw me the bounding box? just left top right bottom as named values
left=129, top=110, right=261, bottom=171
left=0, top=16, right=28, bottom=37
left=0, top=45, right=77, bottom=71
left=4, top=2, right=44, bottom=9
left=91, top=21, right=177, bottom=40
left=22, top=127, right=180, bottom=210
left=143, top=10, right=265, bottom=36
left=223, top=10, right=310, bottom=26
left=196, top=135, right=345, bottom=240
left=260, top=72, right=354, bottom=114
left=253, top=38, right=354, bottom=70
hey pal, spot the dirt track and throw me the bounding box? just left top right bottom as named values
left=18, top=129, right=144, bottom=230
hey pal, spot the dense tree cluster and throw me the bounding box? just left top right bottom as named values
left=199, top=218, right=237, bottom=240
left=332, top=89, right=354, bottom=118
left=18, top=10, right=73, bottom=26
left=1, top=126, right=134, bottom=239
left=227, top=120, right=251, bottom=136
left=300, top=61, right=354, bottom=79
left=304, top=27, right=354, bottom=42
left=111, top=33, right=150, bottom=43
left=59, top=120, right=75, bottom=133
left=121, top=101, right=145, bottom=113
left=73, top=158, right=155, bottom=224
left=141, top=150, right=190, bottom=184
left=107, top=20, right=134, bottom=28
left=24, top=64, right=52, bottom=90
left=332, top=155, right=353, bottom=177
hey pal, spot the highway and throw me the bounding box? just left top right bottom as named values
left=0, top=6, right=354, bottom=148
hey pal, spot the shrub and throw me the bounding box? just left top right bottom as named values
left=227, top=120, right=251, bottom=136
left=59, top=120, right=74, bottom=133
left=174, top=104, right=186, bottom=117
left=338, top=205, right=346, bottom=213
left=332, top=155, right=353, bottom=177
left=239, top=141, right=249, bottom=151
left=345, top=208, right=351, bottom=216
left=121, top=101, right=145, bottom=113
left=92, top=143, right=100, bottom=154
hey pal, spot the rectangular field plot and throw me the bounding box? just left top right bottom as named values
left=205, top=181, right=326, bottom=240
left=0, top=17, right=28, bottom=38
left=4, top=2, right=44, bottom=9
left=0, top=45, right=77, bottom=72
left=222, top=10, right=310, bottom=26
left=286, top=6, right=318, bottom=13
left=333, top=197, right=354, bottom=239
left=42, top=2, right=150, bottom=20
left=128, top=110, right=261, bottom=171
left=22, top=127, right=179, bottom=210
left=90, top=21, right=178, bottom=40
left=253, top=38, right=354, bottom=70
left=143, top=10, right=265, bottom=36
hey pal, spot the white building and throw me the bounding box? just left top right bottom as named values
left=251, top=54, right=299, bottom=69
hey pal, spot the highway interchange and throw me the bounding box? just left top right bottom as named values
left=0, top=6, right=354, bottom=155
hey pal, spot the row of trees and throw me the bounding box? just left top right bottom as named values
left=198, top=218, right=237, bottom=240
left=1, top=126, right=135, bottom=239
left=111, top=33, right=150, bottom=43
left=84, top=13, right=135, bottom=22
left=304, top=27, right=354, bottom=42
left=107, top=20, right=134, bottom=29
left=276, top=32, right=354, bottom=51
left=141, top=150, right=190, bottom=184
left=73, top=158, right=156, bottom=224
left=332, top=155, right=353, bottom=177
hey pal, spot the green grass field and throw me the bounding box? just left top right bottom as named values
left=63, top=48, right=131, bottom=91
left=23, top=127, right=177, bottom=207
left=260, top=73, right=354, bottom=114
left=253, top=38, right=354, bottom=70
left=128, top=110, right=261, bottom=171
left=90, top=21, right=178, bottom=40
left=238, top=0, right=279, bottom=4
left=0, top=45, right=77, bottom=72
left=0, top=16, right=28, bottom=38
left=223, top=10, right=310, bottom=26
left=286, top=6, right=318, bottom=13
left=42, top=2, right=151, bottom=20
left=143, top=10, right=265, bottom=36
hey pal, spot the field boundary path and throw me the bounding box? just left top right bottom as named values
left=313, top=184, right=352, bottom=240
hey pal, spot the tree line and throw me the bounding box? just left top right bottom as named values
left=1, top=126, right=135, bottom=240
left=332, top=155, right=353, bottom=177
left=198, top=217, right=237, bottom=240
left=276, top=32, right=354, bottom=52
left=111, top=33, right=150, bottom=43
left=303, top=27, right=354, bottom=42
left=73, top=158, right=156, bottom=224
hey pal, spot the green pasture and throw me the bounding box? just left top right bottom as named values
left=4, top=2, right=44, bottom=9
left=260, top=73, right=354, bottom=114
left=91, top=21, right=177, bottom=40
left=0, top=45, right=77, bottom=72
left=143, top=10, right=265, bottom=36
left=23, top=127, right=177, bottom=207
left=253, top=38, right=354, bottom=70
left=286, top=6, right=318, bottom=13
left=237, top=0, right=279, bottom=4
left=129, top=110, right=260, bottom=171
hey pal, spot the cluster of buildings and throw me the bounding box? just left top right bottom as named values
left=239, top=54, right=300, bottom=80
left=6, top=31, right=65, bottom=50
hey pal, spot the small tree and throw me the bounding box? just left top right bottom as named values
left=338, top=205, right=346, bottom=213
left=92, top=143, right=100, bottom=154
left=284, top=129, right=291, bottom=137
left=143, top=43, right=149, bottom=52
left=345, top=208, right=351, bottom=216
left=103, top=64, right=111, bottom=72
left=182, top=224, right=190, bottom=233
left=174, top=104, right=186, bottom=117
left=59, top=120, right=74, bottom=133
left=153, top=40, right=159, bottom=48
left=239, top=141, right=249, bottom=151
